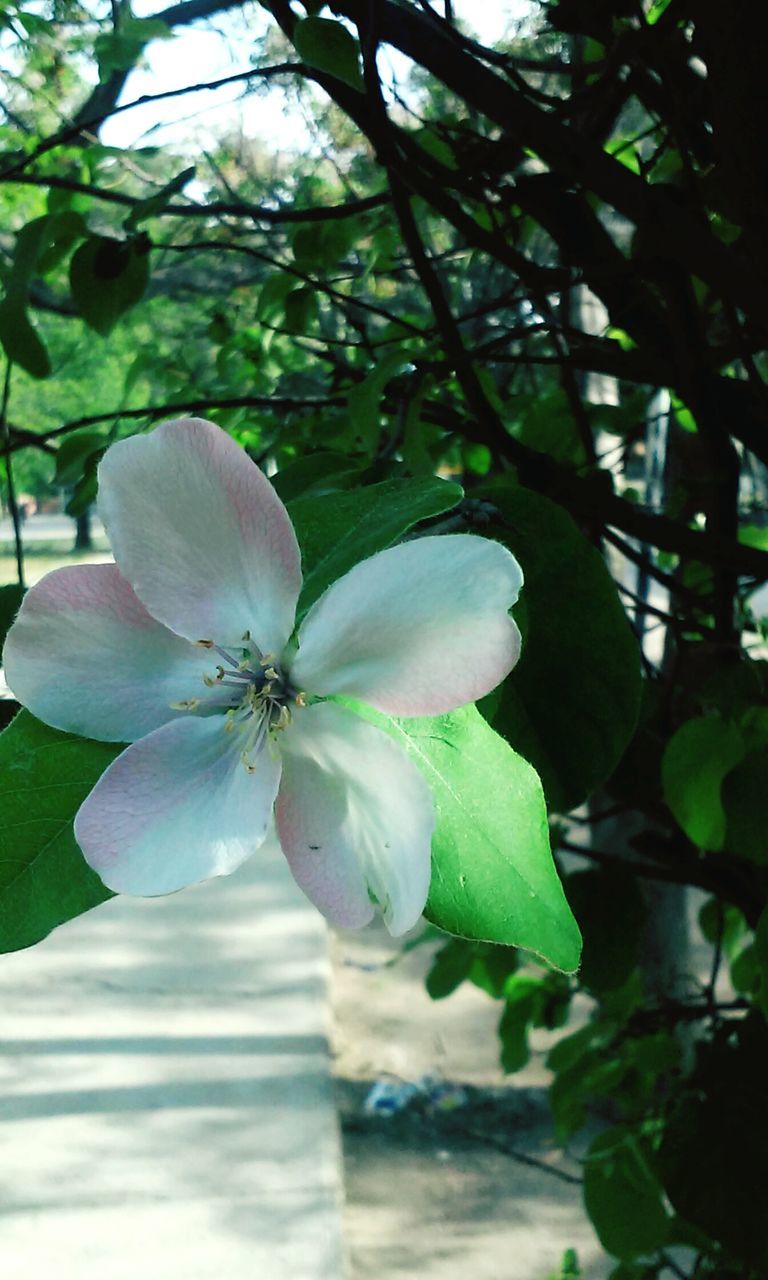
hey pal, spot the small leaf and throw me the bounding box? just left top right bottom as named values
left=70, top=234, right=150, bottom=336
left=294, top=16, right=364, bottom=90
left=0, top=711, right=120, bottom=954
left=498, top=974, right=542, bottom=1071
left=425, top=937, right=474, bottom=999
left=0, top=300, right=50, bottom=378
left=54, top=429, right=106, bottom=487
left=661, top=715, right=745, bottom=849
left=94, top=17, right=173, bottom=78
left=345, top=350, right=412, bottom=456
left=584, top=1126, right=671, bottom=1260
left=125, top=166, right=196, bottom=231
left=290, top=475, right=462, bottom=617
left=722, top=746, right=768, bottom=864
left=257, top=272, right=296, bottom=321
left=0, top=217, right=54, bottom=376
left=271, top=452, right=361, bottom=502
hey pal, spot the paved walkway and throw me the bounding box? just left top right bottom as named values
left=0, top=844, right=346, bottom=1279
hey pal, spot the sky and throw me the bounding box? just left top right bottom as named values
left=101, top=1, right=537, bottom=154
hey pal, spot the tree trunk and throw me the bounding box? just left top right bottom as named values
left=73, top=507, right=93, bottom=552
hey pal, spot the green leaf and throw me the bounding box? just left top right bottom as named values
left=69, top=235, right=150, bottom=336
left=0, top=217, right=54, bottom=377
left=661, top=715, right=745, bottom=849
left=124, top=166, right=196, bottom=231
left=722, top=745, right=768, bottom=864
left=513, top=389, right=588, bottom=466
left=425, top=937, right=474, bottom=999
left=755, top=906, right=768, bottom=1019
left=290, top=475, right=462, bottom=617
left=548, top=1249, right=581, bottom=1280
left=345, top=350, right=412, bottom=456
left=54, top=429, right=106, bottom=488
left=476, top=482, right=642, bottom=811
left=257, top=272, right=296, bottom=321
left=283, top=285, right=318, bottom=333
left=0, top=584, right=24, bottom=650
left=0, top=299, right=50, bottom=378
left=3, top=217, right=51, bottom=304
left=584, top=1126, right=671, bottom=1260
left=498, top=977, right=539, bottom=1071
left=94, top=17, right=173, bottom=78
left=468, top=942, right=519, bottom=998
left=271, top=452, right=362, bottom=502
left=659, top=1016, right=768, bottom=1269
left=355, top=703, right=582, bottom=970
left=0, top=711, right=120, bottom=954
left=564, top=868, right=645, bottom=994
left=293, top=16, right=364, bottom=91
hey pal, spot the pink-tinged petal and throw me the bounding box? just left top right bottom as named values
left=291, top=534, right=523, bottom=716
left=75, top=716, right=281, bottom=895
left=98, top=417, right=302, bottom=654
left=275, top=702, right=434, bottom=936
left=2, top=563, right=214, bottom=742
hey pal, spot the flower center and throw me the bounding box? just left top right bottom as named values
left=171, top=634, right=304, bottom=772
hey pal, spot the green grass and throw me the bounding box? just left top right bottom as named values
left=0, top=539, right=112, bottom=587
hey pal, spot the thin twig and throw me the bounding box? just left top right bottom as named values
left=463, top=1125, right=583, bottom=1187
left=0, top=363, right=24, bottom=589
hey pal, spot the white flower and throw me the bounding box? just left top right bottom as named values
left=3, top=418, right=523, bottom=934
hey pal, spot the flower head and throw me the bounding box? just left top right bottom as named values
left=3, top=419, right=523, bottom=934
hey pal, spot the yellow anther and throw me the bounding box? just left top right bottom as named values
left=264, top=666, right=279, bottom=682
left=202, top=674, right=217, bottom=688
left=169, top=698, right=200, bottom=711
left=294, top=692, right=307, bottom=708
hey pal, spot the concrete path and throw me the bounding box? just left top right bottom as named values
left=0, top=844, right=346, bottom=1279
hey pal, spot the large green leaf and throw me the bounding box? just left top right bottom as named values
left=290, top=475, right=462, bottom=617
left=0, top=711, right=120, bottom=954
left=477, top=482, right=642, bottom=812
left=355, top=702, right=582, bottom=971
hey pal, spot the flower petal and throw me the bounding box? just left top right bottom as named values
left=98, top=417, right=302, bottom=654
left=275, top=702, right=434, bottom=936
left=2, top=563, right=214, bottom=742
left=75, top=716, right=281, bottom=895
left=291, top=534, right=523, bottom=716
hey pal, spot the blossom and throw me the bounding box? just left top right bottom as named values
left=3, top=418, right=523, bottom=935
